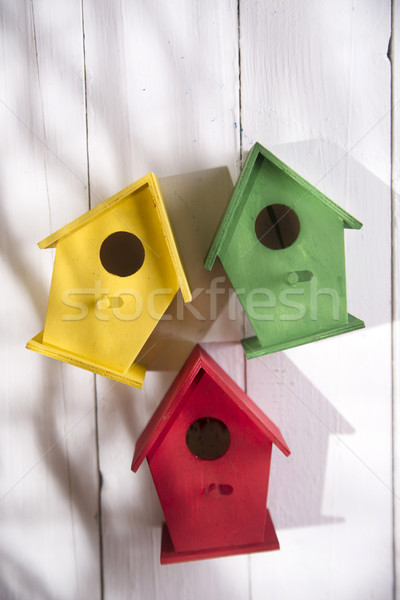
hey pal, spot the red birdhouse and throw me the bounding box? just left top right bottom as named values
left=131, top=345, right=290, bottom=564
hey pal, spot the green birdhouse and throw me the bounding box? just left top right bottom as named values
left=205, top=142, right=365, bottom=359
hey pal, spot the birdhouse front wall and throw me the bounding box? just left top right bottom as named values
left=42, top=184, right=180, bottom=374
left=147, top=371, right=272, bottom=553
left=219, top=158, right=349, bottom=347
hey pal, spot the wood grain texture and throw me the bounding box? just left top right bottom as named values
left=0, top=1, right=100, bottom=598
left=240, top=1, right=393, bottom=598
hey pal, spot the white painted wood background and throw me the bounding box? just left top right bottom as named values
left=0, top=0, right=397, bottom=598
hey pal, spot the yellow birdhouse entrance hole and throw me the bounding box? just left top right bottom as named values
left=100, top=231, right=145, bottom=277
left=27, top=173, right=192, bottom=389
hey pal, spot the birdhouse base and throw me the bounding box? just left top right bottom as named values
left=242, top=313, right=365, bottom=359
left=160, top=509, right=280, bottom=564
left=26, top=331, right=146, bottom=388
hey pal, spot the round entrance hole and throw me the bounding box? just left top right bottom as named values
left=186, top=417, right=230, bottom=460
left=255, top=203, right=300, bottom=250
left=100, top=231, right=145, bottom=277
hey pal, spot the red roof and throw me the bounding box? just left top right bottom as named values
left=132, top=345, right=290, bottom=472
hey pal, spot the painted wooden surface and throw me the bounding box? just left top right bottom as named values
left=205, top=140, right=365, bottom=358
left=0, top=1, right=395, bottom=599
left=132, top=345, right=289, bottom=561
left=27, top=172, right=192, bottom=389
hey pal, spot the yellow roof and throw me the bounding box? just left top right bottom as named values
left=39, top=172, right=191, bottom=302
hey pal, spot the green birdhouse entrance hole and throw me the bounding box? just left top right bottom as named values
left=255, top=204, right=300, bottom=250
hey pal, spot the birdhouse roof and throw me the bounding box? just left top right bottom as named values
left=38, top=173, right=191, bottom=302
left=205, top=142, right=362, bottom=270
left=132, top=344, right=290, bottom=471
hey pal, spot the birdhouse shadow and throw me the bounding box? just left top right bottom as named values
left=139, top=167, right=243, bottom=372
left=247, top=351, right=355, bottom=530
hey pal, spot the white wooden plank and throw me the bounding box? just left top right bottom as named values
left=0, top=1, right=100, bottom=598
left=393, top=0, right=400, bottom=597
left=239, top=1, right=393, bottom=598
left=82, top=1, right=248, bottom=598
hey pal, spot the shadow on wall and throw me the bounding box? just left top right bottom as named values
left=247, top=350, right=354, bottom=530
left=139, top=166, right=243, bottom=371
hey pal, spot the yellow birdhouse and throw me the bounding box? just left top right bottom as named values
left=27, top=173, right=192, bottom=389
